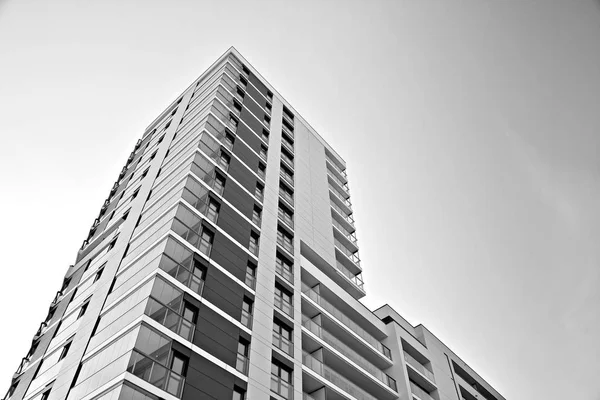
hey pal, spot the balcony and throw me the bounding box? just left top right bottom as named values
left=159, top=255, right=205, bottom=297
left=127, top=350, right=185, bottom=398
left=145, top=297, right=195, bottom=342
left=281, top=151, right=294, bottom=168
left=326, top=158, right=348, bottom=180
left=327, top=170, right=350, bottom=196
left=282, top=124, right=294, bottom=140
left=277, top=235, right=294, bottom=255
left=274, top=295, right=294, bottom=318
left=410, top=381, right=435, bottom=400
left=282, top=138, right=294, bottom=154
left=282, top=112, right=294, bottom=128
left=334, top=238, right=361, bottom=268
left=303, top=352, right=378, bottom=400
left=245, top=271, right=256, bottom=289
left=302, top=284, right=391, bottom=360
left=335, top=261, right=365, bottom=293
left=329, top=183, right=352, bottom=210
left=273, top=331, right=294, bottom=356
left=271, top=375, right=293, bottom=399
left=332, top=219, right=358, bottom=246
left=302, top=317, right=396, bottom=391
left=404, top=351, right=436, bottom=383
left=331, top=202, right=354, bottom=226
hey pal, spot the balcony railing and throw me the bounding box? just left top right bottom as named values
left=281, top=152, right=294, bottom=168
left=274, top=296, right=294, bottom=318
left=336, top=261, right=364, bottom=292
left=127, top=350, right=185, bottom=398
left=282, top=113, right=294, bottom=127
left=326, top=158, right=347, bottom=178
left=329, top=184, right=352, bottom=208
left=331, top=202, right=354, bottom=226
left=145, top=297, right=195, bottom=342
left=271, top=375, right=293, bottom=399
left=404, top=351, right=436, bottom=383
left=302, top=284, right=392, bottom=360
left=332, top=219, right=357, bottom=245
left=410, top=381, right=435, bottom=400
left=334, top=238, right=361, bottom=266
left=276, top=262, right=294, bottom=284
left=273, top=331, right=294, bottom=356
left=303, top=352, right=378, bottom=400
left=236, top=353, right=249, bottom=375
left=282, top=124, right=294, bottom=140
left=302, top=317, right=396, bottom=391
left=328, top=169, right=350, bottom=191
left=282, top=139, right=294, bottom=154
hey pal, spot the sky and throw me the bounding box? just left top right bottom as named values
left=1, top=0, right=599, bottom=399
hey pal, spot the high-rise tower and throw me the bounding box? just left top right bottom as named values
left=4, top=48, right=505, bottom=400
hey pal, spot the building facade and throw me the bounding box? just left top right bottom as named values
left=4, top=48, right=505, bottom=400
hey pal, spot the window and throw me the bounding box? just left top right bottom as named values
left=271, top=360, right=292, bottom=397
left=236, top=87, right=245, bottom=100
left=249, top=232, right=259, bottom=255
left=261, top=129, right=269, bottom=143
left=255, top=183, right=264, bottom=201
left=213, top=172, right=226, bottom=195
left=278, top=203, right=293, bottom=228
left=198, top=228, right=214, bottom=256
left=242, top=65, right=250, bottom=76
left=219, top=151, right=230, bottom=171
left=150, top=150, right=157, bottom=161
left=259, top=145, right=268, bottom=161
left=141, top=168, right=149, bottom=179
left=245, top=262, right=257, bottom=289
left=205, top=198, right=220, bottom=223
left=240, top=76, right=248, bottom=87
left=58, top=342, right=71, bottom=361
left=273, top=319, right=293, bottom=355
left=234, top=100, right=242, bottom=114
left=280, top=164, right=293, bottom=185
left=158, top=134, right=165, bottom=144
left=267, top=90, right=273, bottom=100
left=274, top=284, right=293, bottom=316
left=93, top=266, right=104, bottom=283
left=78, top=300, right=90, bottom=319
left=236, top=338, right=250, bottom=374
left=265, top=102, right=272, bottom=113
left=279, top=184, right=293, bottom=204
left=258, top=163, right=266, bottom=180
left=224, top=133, right=235, bottom=151
left=252, top=206, right=262, bottom=225
left=264, top=114, right=271, bottom=125
left=241, top=297, right=253, bottom=328
left=277, top=227, right=294, bottom=253
left=232, top=387, right=246, bottom=400
left=170, top=351, right=188, bottom=376
left=276, top=252, right=293, bottom=282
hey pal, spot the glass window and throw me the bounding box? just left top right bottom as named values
left=199, top=229, right=214, bottom=256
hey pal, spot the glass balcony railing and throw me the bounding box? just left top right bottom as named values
left=329, top=162, right=347, bottom=180
left=302, top=317, right=396, bottom=391
left=274, top=295, right=294, bottom=318
left=273, top=331, right=294, bottom=356
left=236, top=353, right=249, bottom=375
left=328, top=170, right=350, bottom=194
left=302, top=352, right=378, bottom=400
left=329, top=184, right=352, bottom=208
left=302, top=284, right=392, bottom=360
left=271, top=375, right=293, bottom=399
left=159, top=256, right=205, bottom=297
left=404, top=352, right=436, bottom=383
left=145, top=297, right=195, bottom=342
left=331, top=202, right=354, bottom=226
left=276, top=261, right=294, bottom=284
left=410, top=381, right=435, bottom=400
left=332, top=219, right=358, bottom=245
left=334, top=238, right=361, bottom=266
left=241, top=309, right=252, bottom=329
left=127, top=350, right=185, bottom=398
left=336, top=261, right=364, bottom=292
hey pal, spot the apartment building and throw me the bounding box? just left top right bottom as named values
left=3, top=47, right=505, bottom=400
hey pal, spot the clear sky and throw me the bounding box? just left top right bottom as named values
left=1, top=1, right=599, bottom=399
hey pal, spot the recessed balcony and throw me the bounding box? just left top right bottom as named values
left=404, top=351, right=437, bottom=390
